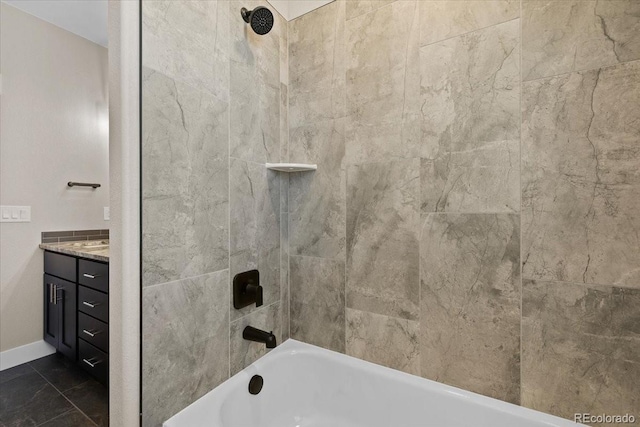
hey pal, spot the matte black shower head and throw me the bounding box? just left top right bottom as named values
left=241, top=6, right=274, bottom=35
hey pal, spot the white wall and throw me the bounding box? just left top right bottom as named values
left=0, top=3, right=109, bottom=353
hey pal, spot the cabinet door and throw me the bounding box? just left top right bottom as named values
left=43, top=275, right=58, bottom=347
left=55, top=278, right=77, bottom=360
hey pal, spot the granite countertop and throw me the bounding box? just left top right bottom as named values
left=39, top=240, right=109, bottom=262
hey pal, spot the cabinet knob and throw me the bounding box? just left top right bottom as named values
left=82, top=301, right=99, bottom=308
left=83, top=274, right=99, bottom=279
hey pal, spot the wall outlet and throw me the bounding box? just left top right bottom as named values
left=104, top=207, right=110, bottom=221
left=0, top=206, right=31, bottom=223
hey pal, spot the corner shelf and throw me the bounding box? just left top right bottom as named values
left=266, top=163, right=317, bottom=172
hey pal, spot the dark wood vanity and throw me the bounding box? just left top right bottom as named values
left=43, top=251, right=109, bottom=386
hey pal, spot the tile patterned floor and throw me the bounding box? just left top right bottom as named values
left=0, top=353, right=108, bottom=427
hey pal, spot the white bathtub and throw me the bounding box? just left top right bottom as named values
left=164, top=339, right=583, bottom=427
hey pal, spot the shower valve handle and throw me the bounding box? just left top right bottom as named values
left=246, top=283, right=263, bottom=307
left=233, top=270, right=263, bottom=309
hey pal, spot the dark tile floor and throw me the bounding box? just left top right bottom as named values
left=0, top=353, right=108, bottom=427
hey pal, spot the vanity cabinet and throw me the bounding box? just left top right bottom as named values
left=43, top=251, right=109, bottom=386
left=43, top=252, right=78, bottom=360
left=43, top=273, right=77, bottom=360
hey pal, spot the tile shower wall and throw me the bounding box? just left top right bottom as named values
left=288, top=0, right=640, bottom=423
left=141, top=1, right=288, bottom=425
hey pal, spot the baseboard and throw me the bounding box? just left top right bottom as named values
left=0, top=340, right=56, bottom=371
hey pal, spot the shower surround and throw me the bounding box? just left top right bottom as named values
left=286, top=0, right=640, bottom=424
left=141, top=0, right=289, bottom=425
left=141, top=0, right=640, bottom=425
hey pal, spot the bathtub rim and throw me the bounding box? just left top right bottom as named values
left=164, top=339, right=585, bottom=427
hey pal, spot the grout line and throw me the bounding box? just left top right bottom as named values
left=420, top=211, right=520, bottom=216
left=231, top=300, right=280, bottom=324
left=418, top=17, right=521, bottom=50
left=521, top=57, right=640, bottom=84
left=289, top=253, right=344, bottom=262
left=31, top=369, right=99, bottom=427
left=520, top=276, right=637, bottom=291
left=142, top=269, right=230, bottom=290
left=343, top=1, right=348, bottom=356
left=228, top=155, right=271, bottom=166
left=343, top=0, right=396, bottom=23
left=227, top=6, right=232, bottom=382
left=519, top=0, right=524, bottom=407
left=287, top=18, right=292, bottom=342
left=34, top=409, right=88, bottom=427
left=345, top=306, right=418, bottom=324
left=34, top=409, right=71, bottom=427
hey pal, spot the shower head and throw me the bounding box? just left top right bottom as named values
left=241, top=6, right=274, bottom=35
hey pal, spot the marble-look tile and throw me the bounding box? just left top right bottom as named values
left=289, top=119, right=346, bottom=260
left=280, top=83, right=289, bottom=162
left=345, top=0, right=421, bottom=164
left=419, top=1, right=519, bottom=47
left=280, top=180, right=289, bottom=344
left=346, top=309, right=420, bottom=375
left=142, top=270, right=229, bottom=426
left=280, top=172, right=289, bottom=214
left=63, top=380, right=109, bottom=427
left=0, top=363, right=33, bottom=385
left=280, top=212, right=290, bottom=341
left=289, top=0, right=345, bottom=127
left=420, top=19, right=520, bottom=158
left=142, top=0, right=230, bottom=101
left=523, top=1, right=640, bottom=81
left=346, top=159, right=420, bottom=320
left=421, top=139, right=519, bottom=213
left=230, top=158, right=280, bottom=320
left=229, top=0, right=281, bottom=163
left=0, top=371, right=73, bottom=426
left=229, top=302, right=282, bottom=375
left=29, top=353, right=91, bottom=392
left=522, top=280, right=640, bottom=421
left=279, top=11, right=288, bottom=85
left=39, top=410, right=95, bottom=427
left=142, top=68, right=229, bottom=287
left=346, top=0, right=397, bottom=21
left=290, top=256, right=346, bottom=352
left=522, top=62, right=640, bottom=288
left=288, top=2, right=347, bottom=259
left=420, top=213, right=521, bottom=404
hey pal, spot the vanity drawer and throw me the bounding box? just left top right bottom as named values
left=78, top=286, right=109, bottom=323
left=44, top=251, right=77, bottom=282
left=78, top=312, right=109, bottom=353
left=79, top=259, right=109, bottom=293
left=78, top=339, right=108, bottom=386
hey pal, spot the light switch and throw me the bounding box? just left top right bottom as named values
left=0, top=206, right=31, bottom=223
left=104, top=207, right=110, bottom=221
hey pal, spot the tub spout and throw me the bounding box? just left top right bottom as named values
left=243, top=326, right=277, bottom=348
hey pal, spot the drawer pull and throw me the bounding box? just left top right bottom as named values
left=82, top=358, right=102, bottom=368
left=82, top=329, right=101, bottom=337
left=82, top=301, right=100, bottom=308
left=83, top=274, right=100, bottom=279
